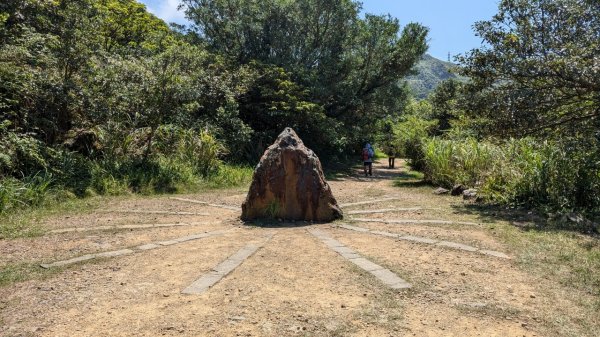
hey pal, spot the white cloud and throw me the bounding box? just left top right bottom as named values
left=144, top=0, right=189, bottom=25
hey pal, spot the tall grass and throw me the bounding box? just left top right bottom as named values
left=419, top=137, right=600, bottom=218
left=423, top=138, right=496, bottom=187
left=202, top=165, right=254, bottom=189
left=0, top=174, right=54, bottom=214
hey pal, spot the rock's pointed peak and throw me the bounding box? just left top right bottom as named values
left=274, top=127, right=303, bottom=148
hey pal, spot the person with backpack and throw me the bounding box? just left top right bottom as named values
left=362, top=143, right=375, bottom=177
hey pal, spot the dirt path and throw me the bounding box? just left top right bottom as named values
left=0, top=160, right=592, bottom=336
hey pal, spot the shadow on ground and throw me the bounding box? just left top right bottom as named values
left=392, top=170, right=429, bottom=187
left=450, top=203, right=599, bottom=236
left=329, top=161, right=423, bottom=183
left=452, top=203, right=547, bottom=229
left=242, top=219, right=333, bottom=228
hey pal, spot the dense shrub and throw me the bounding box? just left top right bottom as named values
left=0, top=127, right=51, bottom=177
left=394, top=116, right=436, bottom=171
left=0, top=126, right=239, bottom=215
left=0, top=175, right=53, bottom=213
left=419, top=137, right=600, bottom=215
left=486, top=138, right=600, bottom=213
left=422, top=138, right=495, bottom=187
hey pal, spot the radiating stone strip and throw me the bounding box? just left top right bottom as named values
left=169, top=197, right=241, bottom=211
left=48, top=222, right=211, bottom=234
left=98, top=210, right=210, bottom=216
left=40, top=229, right=228, bottom=269
left=182, top=234, right=273, bottom=295
left=347, top=208, right=439, bottom=215
left=339, top=224, right=510, bottom=259
left=339, top=197, right=399, bottom=208
left=351, top=218, right=478, bottom=226
left=309, top=229, right=411, bottom=290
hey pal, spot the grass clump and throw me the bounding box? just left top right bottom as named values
left=422, top=138, right=495, bottom=188
left=264, top=200, right=281, bottom=219
left=417, top=137, right=600, bottom=224
left=0, top=175, right=54, bottom=213
left=200, top=165, right=254, bottom=189
left=0, top=263, right=63, bottom=288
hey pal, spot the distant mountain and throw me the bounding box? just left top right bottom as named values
left=404, top=54, right=465, bottom=99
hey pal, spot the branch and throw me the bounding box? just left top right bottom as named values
left=520, top=108, right=600, bottom=136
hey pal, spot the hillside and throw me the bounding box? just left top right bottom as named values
left=405, top=54, right=464, bottom=99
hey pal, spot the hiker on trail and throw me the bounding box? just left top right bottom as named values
left=362, top=143, right=375, bottom=177
left=388, top=154, right=396, bottom=169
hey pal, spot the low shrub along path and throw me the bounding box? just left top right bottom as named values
left=0, top=160, right=597, bottom=337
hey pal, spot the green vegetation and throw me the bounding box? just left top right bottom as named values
left=0, top=263, right=62, bottom=287
left=1, top=0, right=598, bottom=232
left=418, top=138, right=600, bottom=219
left=457, top=0, right=599, bottom=138
left=264, top=200, right=282, bottom=219
left=1, top=0, right=428, bottom=222
left=182, top=0, right=428, bottom=159
left=385, top=0, right=600, bottom=229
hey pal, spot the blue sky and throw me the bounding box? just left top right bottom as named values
left=138, top=0, right=500, bottom=61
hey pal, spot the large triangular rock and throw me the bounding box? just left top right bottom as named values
left=241, top=128, right=343, bottom=222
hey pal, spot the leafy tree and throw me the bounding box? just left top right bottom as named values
left=183, top=0, right=358, bottom=67
left=95, top=0, right=174, bottom=55
left=238, top=63, right=341, bottom=160
left=183, top=0, right=428, bottom=157
left=457, top=0, right=600, bottom=138
left=429, top=78, right=461, bottom=135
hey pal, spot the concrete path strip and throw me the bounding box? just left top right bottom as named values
left=308, top=228, right=411, bottom=290
left=182, top=234, right=274, bottom=295
left=98, top=210, right=210, bottom=216
left=339, top=224, right=510, bottom=259
left=40, top=229, right=229, bottom=269
left=347, top=208, right=440, bottom=215
left=48, top=222, right=213, bottom=234
left=169, top=197, right=241, bottom=211
left=351, top=218, right=479, bottom=226
left=339, top=197, right=400, bottom=208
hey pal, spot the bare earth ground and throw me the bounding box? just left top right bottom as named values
left=0, top=160, right=597, bottom=336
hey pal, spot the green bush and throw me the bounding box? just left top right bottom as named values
left=394, top=116, right=437, bottom=170
left=152, top=125, right=224, bottom=177
left=488, top=138, right=600, bottom=213
left=0, top=174, right=53, bottom=213
left=420, top=137, right=600, bottom=216
left=0, top=128, right=50, bottom=177
left=0, top=125, right=238, bottom=217
left=422, top=138, right=495, bottom=187
left=202, top=165, right=253, bottom=189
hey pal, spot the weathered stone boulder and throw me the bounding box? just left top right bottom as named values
left=462, top=188, right=478, bottom=200
left=241, top=128, right=343, bottom=222
left=451, top=184, right=466, bottom=196
left=433, top=187, right=450, bottom=195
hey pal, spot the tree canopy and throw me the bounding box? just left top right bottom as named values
left=456, top=0, right=600, bottom=138
left=183, top=0, right=428, bottom=156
